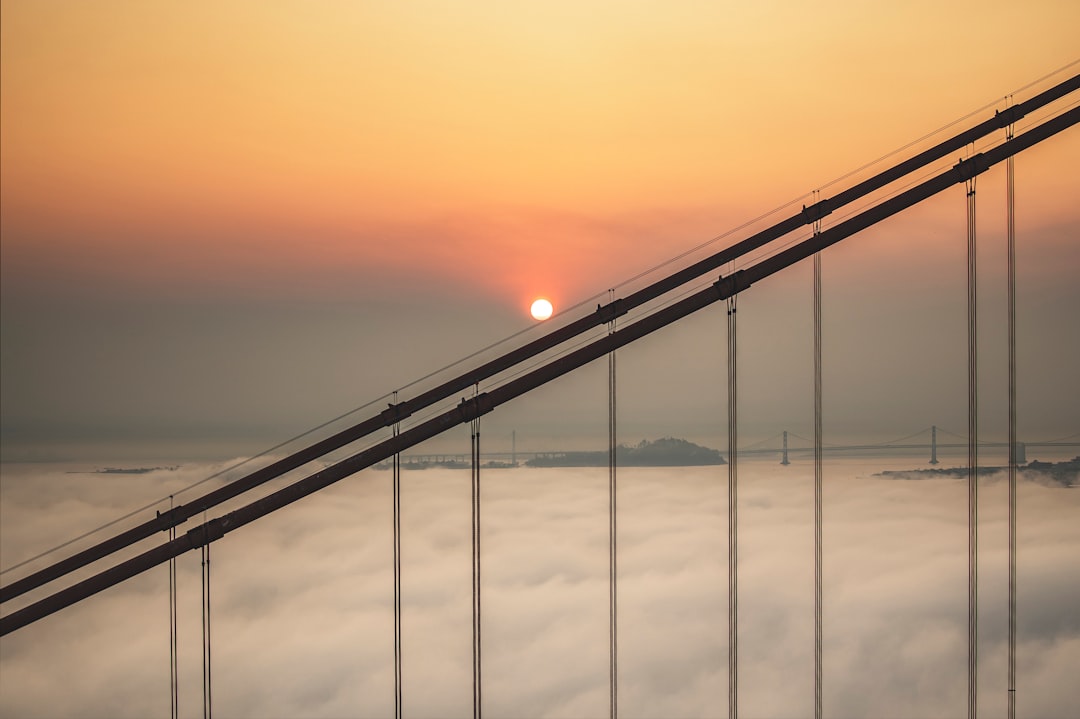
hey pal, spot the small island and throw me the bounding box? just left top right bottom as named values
left=527, top=437, right=726, bottom=467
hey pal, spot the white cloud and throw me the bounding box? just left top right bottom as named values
left=2, top=457, right=1078, bottom=718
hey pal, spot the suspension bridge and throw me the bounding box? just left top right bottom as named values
left=389, top=427, right=1078, bottom=468
left=1, top=71, right=1078, bottom=718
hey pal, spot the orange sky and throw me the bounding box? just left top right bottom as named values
left=1, top=1, right=1078, bottom=453
left=3, top=1, right=1079, bottom=310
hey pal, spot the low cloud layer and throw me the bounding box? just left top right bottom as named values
left=2, top=456, right=1078, bottom=718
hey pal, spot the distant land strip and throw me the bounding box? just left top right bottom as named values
left=376, top=437, right=726, bottom=470
left=877, top=457, right=1079, bottom=487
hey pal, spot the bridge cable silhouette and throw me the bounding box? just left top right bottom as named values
left=813, top=202, right=824, bottom=719
left=0, top=72, right=1070, bottom=588
left=618, top=60, right=1078, bottom=296
left=200, top=527, right=213, bottom=719
left=607, top=290, right=620, bottom=719
left=1006, top=105, right=1018, bottom=719
left=726, top=293, right=739, bottom=719
left=966, top=149, right=980, bottom=719
left=470, top=389, right=483, bottom=719
left=168, top=496, right=179, bottom=719
left=393, top=391, right=404, bottom=719
left=1, top=99, right=1075, bottom=640
left=2, top=75, right=1074, bottom=614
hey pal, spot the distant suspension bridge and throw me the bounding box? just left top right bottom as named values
left=390, top=426, right=1079, bottom=468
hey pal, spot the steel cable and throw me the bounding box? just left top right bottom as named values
left=393, top=391, right=404, bottom=719
left=726, top=294, right=739, bottom=719
left=813, top=222, right=824, bottom=718
left=169, top=497, right=179, bottom=719
left=201, top=540, right=213, bottom=719
left=470, top=398, right=482, bottom=719
left=966, top=168, right=979, bottom=719
left=607, top=290, right=619, bottom=719
left=1006, top=113, right=1018, bottom=719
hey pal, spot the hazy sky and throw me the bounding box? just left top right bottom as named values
left=1, top=1, right=1078, bottom=461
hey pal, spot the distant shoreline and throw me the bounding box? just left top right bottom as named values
left=374, top=437, right=727, bottom=470
left=67, top=466, right=180, bottom=475
left=876, top=457, right=1079, bottom=487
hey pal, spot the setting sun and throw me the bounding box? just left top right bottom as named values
left=530, top=298, right=553, bottom=321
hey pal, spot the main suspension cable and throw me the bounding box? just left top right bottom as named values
left=6, top=74, right=1076, bottom=610
left=4, top=105, right=1074, bottom=639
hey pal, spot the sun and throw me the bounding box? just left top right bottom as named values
left=530, top=298, right=553, bottom=321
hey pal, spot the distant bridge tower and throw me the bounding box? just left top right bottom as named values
left=930, top=425, right=939, bottom=465
left=781, top=430, right=790, bottom=466
left=1015, top=441, right=1026, bottom=464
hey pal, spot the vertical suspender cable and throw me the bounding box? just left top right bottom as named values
left=608, top=289, right=619, bottom=719
left=1006, top=110, right=1018, bottom=719
left=966, top=166, right=979, bottom=719
left=169, top=497, right=179, bottom=719
left=726, top=294, right=739, bottom=719
left=813, top=196, right=824, bottom=719
left=471, top=387, right=482, bottom=719
left=393, top=392, right=404, bottom=719
left=201, top=539, right=213, bottom=719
